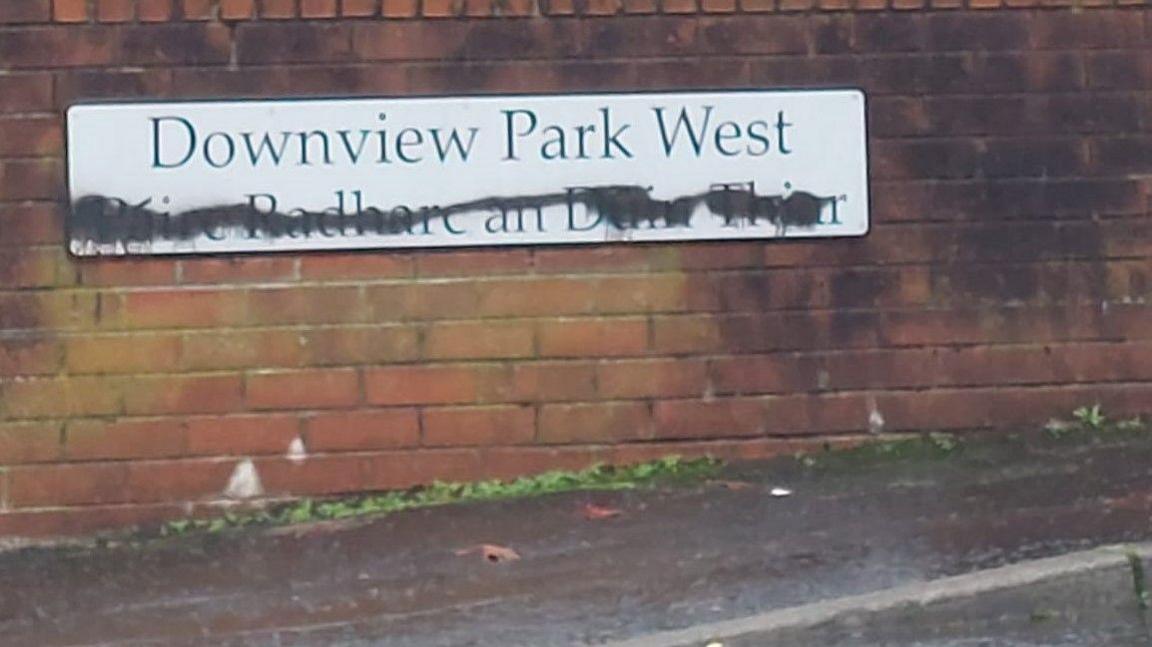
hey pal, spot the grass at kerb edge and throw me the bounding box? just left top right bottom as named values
left=159, top=456, right=721, bottom=537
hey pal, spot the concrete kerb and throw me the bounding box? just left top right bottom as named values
left=603, top=543, right=1152, bottom=647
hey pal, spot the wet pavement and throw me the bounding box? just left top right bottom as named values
left=3, top=431, right=1152, bottom=646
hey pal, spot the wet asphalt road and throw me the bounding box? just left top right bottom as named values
left=3, top=432, right=1152, bottom=646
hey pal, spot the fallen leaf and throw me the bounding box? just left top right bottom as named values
left=713, top=480, right=753, bottom=491
left=454, top=543, right=521, bottom=563
left=581, top=503, right=623, bottom=520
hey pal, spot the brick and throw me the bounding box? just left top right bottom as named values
left=651, top=315, right=723, bottom=354
left=255, top=453, right=365, bottom=495
left=0, top=423, right=62, bottom=464
left=539, top=402, right=652, bottom=443
left=123, top=374, right=244, bottom=415
left=710, top=354, right=814, bottom=395
left=583, top=17, right=696, bottom=58
left=7, top=462, right=129, bottom=507
left=106, top=289, right=246, bottom=330
left=423, top=405, right=535, bottom=447
left=661, top=0, right=697, bottom=12
left=423, top=0, right=462, bottom=15
left=760, top=392, right=870, bottom=435
left=416, top=249, right=531, bottom=277
left=872, top=139, right=983, bottom=181
left=0, top=116, right=64, bottom=157
left=700, top=0, right=736, bottom=11
left=53, top=0, right=88, bottom=22
left=1091, top=137, right=1152, bottom=175
left=470, top=21, right=581, bottom=60
left=237, top=23, right=353, bottom=65
left=119, top=23, right=233, bottom=66
left=138, top=0, right=174, bottom=21
left=463, top=0, right=493, bottom=15
left=0, top=26, right=118, bottom=69
left=0, top=74, right=54, bottom=113
left=696, top=16, right=806, bottom=56
left=622, top=0, right=658, bottom=11
left=980, top=137, right=1087, bottom=179
left=247, top=369, right=361, bottom=410
left=512, top=361, right=597, bottom=402
left=481, top=445, right=604, bottom=480
left=496, top=0, right=535, bottom=15
left=181, top=329, right=304, bottom=371
left=181, top=0, right=213, bottom=19
left=219, top=0, right=255, bottom=19
left=594, top=274, right=718, bottom=314
left=652, top=398, right=766, bottom=439
left=365, top=364, right=511, bottom=406
left=586, top=0, right=622, bottom=13
left=0, top=160, right=64, bottom=201
left=96, top=0, right=134, bottom=21
left=382, top=0, right=419, bottom=15
left=261, top=0, right=297, bottom=17
left=0, top=503, right=188, bottom=538
left=597, top=359, right=708, bottom=399
left=0, top=204, right=69, bottom=245
left=65, top=419, right=187, bottom=461
left=65, top=333, right=182, bottom=374
left=300, top=0, right=340, bottom=16
left=302, top=325, right=420, bottom=366
left=180, top=256, right=298, bottom=285
left=358, top=449, right=483, bottom=490
left=1085, top=51, right=1151, bottom=90
left=298, top=253, right=412, bottom=280
left=0, top=248, right=65, bottom=289
left=1027, top=12, right=1145, bottom=50
left=342, top=0, right=379, bottom=15
left=123, top=459, right=237, bottom=503
left=367, top=282, right=461, bottom=321
left=0, top=291, right=97, bottom=333
left=536, top=318, right=648, bottom=358
left=303, top=409, right=419, bottom=451
left=424, top=320, right=535, bottom=360
left=186, top=414, right=301, bottom=456
left=472, top=278, right=599, bottom=318
left=0, top=334, right=62, bottom=376
left=169, top=65, right=403, bottom=98
left=55, top=69, right=173, bottom=106
left=0, top=0, right=51, bottom=23
left=247, top=286, right=364, bottom=325
left=0, top=376, right=122, bottom=419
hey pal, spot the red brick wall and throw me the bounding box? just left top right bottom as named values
left=1, top=0, right=1149, bottom=537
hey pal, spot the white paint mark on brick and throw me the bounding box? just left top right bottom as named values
left=224, top=459, right=264, bottom=500
left=868, top=397, right=885, bottom=435
left=287, top=437, right=307, bottom=465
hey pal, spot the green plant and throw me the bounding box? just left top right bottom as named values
left=1043, top=418, right=1075, bottom=439
left=158, top=456, right=720, bottom=538
left=927, top=432, right=959, bottom=453
left=1117, top=417, right=1147, bottom=433
left=1072, top=404, right=1107, bottom=431
left=1128, top=550, right=1149, bottom=610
